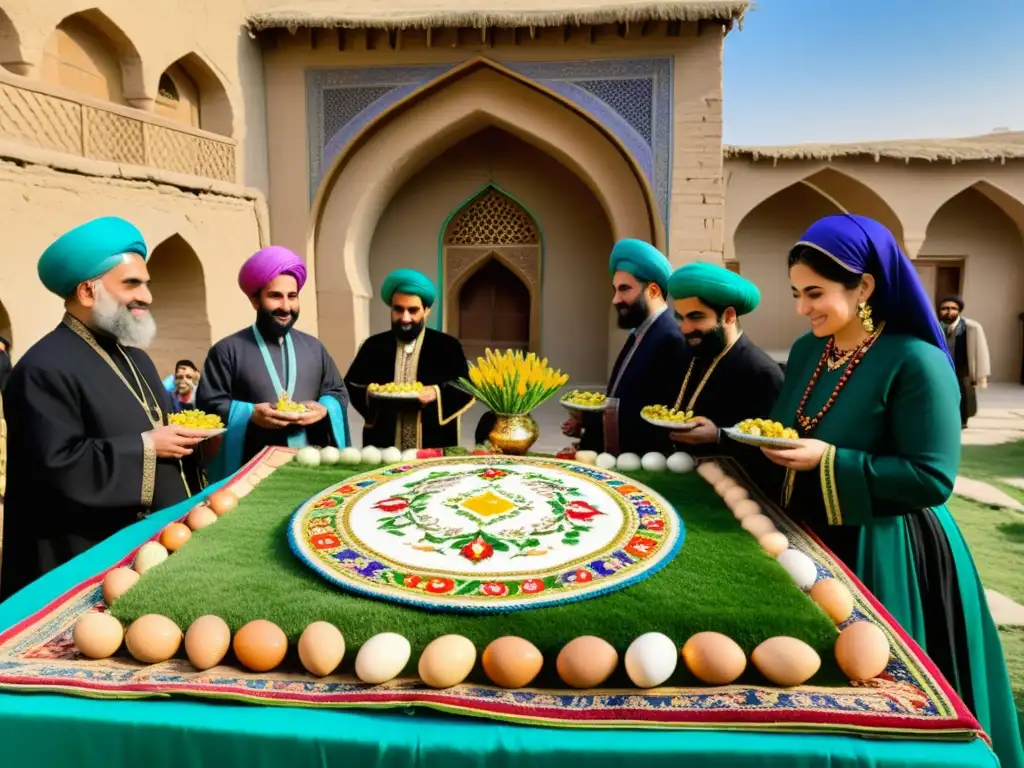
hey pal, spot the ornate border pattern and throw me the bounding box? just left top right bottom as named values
left=306, top=58, right=673, bottom=225
left=0, top=450, right=987, bottom=743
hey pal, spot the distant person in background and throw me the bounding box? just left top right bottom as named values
left=169, top=359, right=200, bottom=413
left=0, top=334, right=11, bottom=392
left=937, top=295, right=991, bottom=429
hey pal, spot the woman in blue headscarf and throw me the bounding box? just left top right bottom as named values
left=757, top=214, right=1022, bottom=768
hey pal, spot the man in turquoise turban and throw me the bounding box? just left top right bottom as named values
left=199, top=245, right=351, bottom=481
left=664, top=261, right=783, bottom=452
left=567, top=239, right=689, bottom=456
left=344, top=268, right=474, bottom=451
left=1, top=216, right=207, bottom=600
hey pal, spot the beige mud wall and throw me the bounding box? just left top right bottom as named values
left=369, top=127, right=614, bottom=384
left=0, top=154, right=266, bottom=375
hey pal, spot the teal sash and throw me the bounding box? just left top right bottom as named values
left=252, top=324, right=307, bottom=451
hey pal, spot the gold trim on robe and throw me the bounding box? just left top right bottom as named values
left=819, top=443, right=842, bottom=526
left=140, top=431, right=156, bottom=509
left=393, top=331, right=426, bottom=450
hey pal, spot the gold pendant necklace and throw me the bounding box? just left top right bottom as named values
left=672, top=333, right=741, bottom=412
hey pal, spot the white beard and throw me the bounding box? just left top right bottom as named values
left=91, top=281, right=157, bottom=349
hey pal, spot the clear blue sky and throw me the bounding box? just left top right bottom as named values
left=723, top=0, right=1024, bottom=146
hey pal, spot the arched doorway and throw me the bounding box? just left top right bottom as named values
left=920, top=184, right=1024, bottom=382
left=146, top=234, right=211, bottom=377
left=0, top=297, right=10, bottom=348
left=311, top=58, right=657, bottom=370
left=457, top=258, right=531, bottom=362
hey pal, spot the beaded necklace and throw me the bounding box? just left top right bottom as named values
left=795, top=322, right=885, bottom=434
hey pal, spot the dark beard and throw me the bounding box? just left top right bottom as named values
left=392, top=318, right=424, bottom=343
left=684, top=323, right=727, bottom=358
left=616, top=294, right=649, bottom=329
left=256, top=306, right=298, bottom=339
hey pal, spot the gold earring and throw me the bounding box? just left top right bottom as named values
left=858, top=302, right=874, bottom=333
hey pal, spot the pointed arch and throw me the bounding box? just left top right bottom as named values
left=439, top=183, right=544, bottom=354
left=43, top=8, right=147, bottom=107
left=925, top=179, right=1024, bottom=238
left=310, top=58, right=658, bottom=364
left=153, top=50, right=234, bottom=137
left=146, top=233, right=211, bottom=376
left=0, top=293, right=11, bottom=347
left=0, top=7, right=28, bottom=75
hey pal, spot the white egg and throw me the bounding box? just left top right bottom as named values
left=381, top=447, right=403, bottom=464
left=361, top=446, right=383, bottom=465
left=624, top=632, right=678, bottom=688
left=319, top=446, right=341, bottom=465
left=596, top=452, right=617, bottom=469
left=777, top=548, right=819, bottom=590
left=616, top=452, right=642, bottom=472
left=640, top=452, right=667, bottom=471
left=133, top=541, right=168, bottom=575
left=340, top=447, right=363, bottom=465
left=295, top=446, right=321, bottom=467
left=574, top=450, right=598, bottom=465
left=401, top=449, right=420, bottom=461
left=354, top=632, right=412, bottom=684
left=666, top=452, right=695, bottom=473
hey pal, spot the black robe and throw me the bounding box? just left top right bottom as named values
left=0, top=317, right=202, bottom=601
left=344, top=328, right=475, bottom=450
left=196, top=326, right=351, bottom=468
left=579, top=309, right=689, bottom=456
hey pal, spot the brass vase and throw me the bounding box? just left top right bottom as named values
left=488, top=413, right=539, bottom=455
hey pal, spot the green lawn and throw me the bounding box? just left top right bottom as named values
left=111, top=460, right=842, bottom=688
left=951, top=440, right=1024, bottom=728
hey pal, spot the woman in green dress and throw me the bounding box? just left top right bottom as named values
left=757, top=214, right=1022, bottom=768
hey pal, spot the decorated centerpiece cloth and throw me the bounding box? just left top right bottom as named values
left=289, top=457, right=681, bottom=612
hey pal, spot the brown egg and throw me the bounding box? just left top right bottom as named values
left=732, top=499, right=762, bottom=520
left=73, top=612, right=125, bottom=659
left=556, top=635, right=619, bottom=688
left=298, top=621, right=346, bottom=677
left=696, top=462, right=725, bottom=484
left=722, top=485, right=750, bottom=508
left=184, top=615, right=232, bottom=670
left=208, top=490, right=239, bottom=516
left=159, top=522, right=192, bottom=552
left=124, top=614, right=182, bottom=663
left=809, top=578, right=854, bottom=624
left=713, top=477, right=737, bottom=496
left=835, top=621, right=890, bottom=682
left=233, top=619, right=289, bottom=672
left=741, top=514, right=777, bottom=538
left=758, top=532, right=789, bottom=557
left=102, top=567, right=140, bottom=605
left=482, top=636, right=544, bottom=689
left=418, top=635, right=477, bottom=689
left=186, top=505, right=218, bottom=530
left=751, top=636, right=821, bottom=687
left=681, top=632, right=746, bottom=685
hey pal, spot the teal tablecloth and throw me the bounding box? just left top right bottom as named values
left=0, top=482, right=1000, bottom=768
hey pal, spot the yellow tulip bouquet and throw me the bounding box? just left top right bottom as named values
left=457, top=349, right=569, bottom=415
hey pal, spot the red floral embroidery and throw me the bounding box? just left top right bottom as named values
left=311, top=533, right=340, bottom=550
left=481, top=582, right=509, bottom=597
left=404, top=574, right=422, bottom=588
left=460, top=537, right=494, bottom=563
left=425, top=578, right=455, bottom=594
left=625, top=536, right=657, bottom=558
left=373, top=498, right=409, bottom=514
left=479, top=468, right=508, bottom=480
left=565, top=501, right=604, bottom=522
left=521, top=579, right=545, bottom=594
left=643, top=518, right=665, bottom=532
left=314, top=498, right=338, bottom=509
left=335, top=485, right=356, bottom=496
left=572, top=569, right=593, bottom=583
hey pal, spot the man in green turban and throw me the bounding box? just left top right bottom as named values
left=344, top=268, right=475, bottom=450
left=1, top=217, right=206, bottom=600
left=665, top=261, right=783, bottom=452
left=567, top=239, right=689, bottom=456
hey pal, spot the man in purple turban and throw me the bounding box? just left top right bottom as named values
left=197, top=246, right=350, bottom=479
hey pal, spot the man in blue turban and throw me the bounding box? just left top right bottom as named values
left=1, top=217, right=207, bottom=600
left=344, top=268, right=474, bottom=451
left=566, top=239, right=689, bottom=456
left=664, top=262, right=783, bottom=452
left=198, top=245, right=351, bottom=481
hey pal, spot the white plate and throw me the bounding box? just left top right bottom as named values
left=369, top=390, right=423, bottom=400
left=721, top=426, right=801, bottom=449
left=559, top=398, right=607, bottom=412
left=641, top=414, right=699, bottom=431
